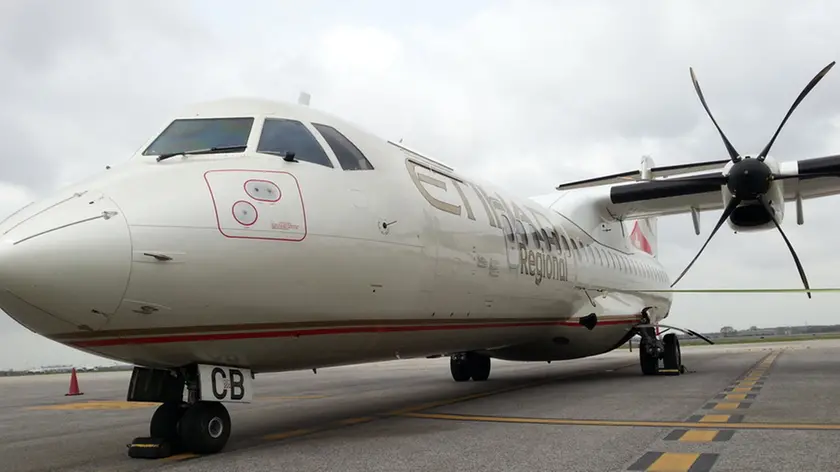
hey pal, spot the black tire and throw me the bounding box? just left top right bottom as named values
left=639, top=341, right=659, bottom=375
left=150, top=402, right=185, bottom=444
left=662, top=333, right=681, bottom=374
left=450, top=356, right=471, bottom=382
left=178, top=402, right=231, bottom=455
left=470, top=355, right=491, bottom=381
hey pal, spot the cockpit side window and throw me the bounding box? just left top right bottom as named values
left=142, top=118, right=254, bottom=157
left=312, top=123, right=374, bottom=171
left=258, top=119, right=334, bottom=168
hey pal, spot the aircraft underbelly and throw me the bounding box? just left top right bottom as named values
left=76, top=318, right=635, bottom=371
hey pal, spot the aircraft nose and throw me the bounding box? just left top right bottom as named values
left=0, top=191, right=131, bottom=333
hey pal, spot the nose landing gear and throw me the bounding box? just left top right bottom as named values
left=450, top=352, right=491, bottom=382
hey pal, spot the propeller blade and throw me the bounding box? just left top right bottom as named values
left=629, top=288, right=840, bottom=293
left=773, top=171, right=840, bottom=181
left=670, top=196, right=742, bottom=287
left=756, top=195, right=812, bottom=298
left=757, top=61, right=836, bottom=161
left=690, top=67, right=741, bottom=162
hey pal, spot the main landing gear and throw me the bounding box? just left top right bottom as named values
left=450, top=352, right=491, bottom=382
left=125, top=364, right=253, bottom=459
left=635, top=321, right=715, bottom=376
left=147, top=401, right=231, bottom=455
left=637, top=327, right=684, bottom=376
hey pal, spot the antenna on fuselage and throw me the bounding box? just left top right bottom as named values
left=298, top=91, right=311, bottom=106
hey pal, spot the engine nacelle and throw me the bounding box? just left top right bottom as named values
left=722, top=156, right=785, bottom=232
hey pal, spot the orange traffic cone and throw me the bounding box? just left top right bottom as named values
left=65, top=368, right=83, bottom=396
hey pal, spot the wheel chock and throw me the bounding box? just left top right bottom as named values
left=127, top=437, right=173, bottom=459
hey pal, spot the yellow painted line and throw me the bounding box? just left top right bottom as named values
left=739, top=381, right=757, bottom=387
left=680, top=430, right=718, bottom=442
left=257, top=362, right=640, bottom=445
left=648, top=452, right=700, bottom=471
left=27, top=401, right=159, bottom=411
left=713, top=402, right=741, bottom=410
left=725, top=394, right=747, bottom=401
left=160, top=453, right=200, bottom=462
left=400, top=412, right=840, bottom=431
left=731, top=387, right=753, bottom=393
left=263, top=428, right=319, bottom=441
left=386, top=375, right=561, bottom=415
left=336, top=416, right=375, bottom=426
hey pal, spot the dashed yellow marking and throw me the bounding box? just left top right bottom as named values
left=725, top=394, right=747, bottom=401
left=647, top=452, right=701, bottom=471
left=698, top=415, right=732, bottom=423
left=739, top=381, right=757, bottom=387
left=731, top=387, right=753, bottom=393
left=714, top=402, right=741, bottom=410
left=680, top=430, right=719, bottom=442
left=27, top=401, right=159, bottom=411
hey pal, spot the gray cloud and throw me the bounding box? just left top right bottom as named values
left=3, top=0, right=840, bottom=368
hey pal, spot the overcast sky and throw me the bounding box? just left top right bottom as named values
left=3, top=0, right=840, bottom=369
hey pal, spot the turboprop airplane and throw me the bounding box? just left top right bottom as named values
left=2, top=61, right=840, bottom=457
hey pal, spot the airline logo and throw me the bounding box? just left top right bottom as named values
left=204, top=170, right=307, bottom=241
left=630, top=221, right=652, bottom=254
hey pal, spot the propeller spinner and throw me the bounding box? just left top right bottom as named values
left=670, top=61, right=837, bottom=298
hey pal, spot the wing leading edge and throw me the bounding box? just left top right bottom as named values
left=564, top=154, right=840, bottom=221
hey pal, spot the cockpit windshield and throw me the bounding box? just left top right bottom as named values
left=142, top=118, right=254, bottom=157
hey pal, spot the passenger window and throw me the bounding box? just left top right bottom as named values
left=500, top=215, right=516, bottom=243
left=515, top=220, right=529, bottom=246
left=312, top=123, right=374, bottom=171
left=559, top=236, right=570, bottom=255
left=594, top=247, right=604, bottom=266
left=528, top=224, right=543, bottom=250
left=258, top=119, right=333, bottom=168
left=541, top=229, right=554, bottom=251
left=569, top=238, right=578, bottom=259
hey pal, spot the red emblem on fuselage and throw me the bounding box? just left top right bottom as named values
left=630, top=221, right=652, bottom=255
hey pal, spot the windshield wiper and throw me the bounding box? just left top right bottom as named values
left=156, top=145, right=248, bottom=162
left=258, top=150, right=297, bottom=162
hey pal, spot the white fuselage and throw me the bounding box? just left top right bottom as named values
left=0, top=99, right=672, bottom=373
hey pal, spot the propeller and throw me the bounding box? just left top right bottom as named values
left=670, top=61, right=836, bottom=298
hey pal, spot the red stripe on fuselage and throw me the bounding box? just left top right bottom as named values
left=69, top=318, right=640, bottom=348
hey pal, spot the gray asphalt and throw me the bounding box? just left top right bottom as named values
left=1, top=339, right=839, bottom=472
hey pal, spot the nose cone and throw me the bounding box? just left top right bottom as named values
left=0, top=191, right=131, bottom=334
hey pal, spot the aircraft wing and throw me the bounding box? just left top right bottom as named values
left=571, top=154, right=840, bottom=221
left=555, top=159, right=730, bottom=191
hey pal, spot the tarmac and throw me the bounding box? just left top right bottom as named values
left=2, top=339, right=839, bottom=472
